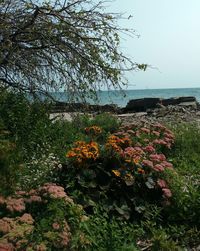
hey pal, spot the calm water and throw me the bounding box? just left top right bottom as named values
left=54, top=88, right=200, bottom=107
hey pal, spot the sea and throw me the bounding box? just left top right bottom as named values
left=53, top=88, right=200, bottom=107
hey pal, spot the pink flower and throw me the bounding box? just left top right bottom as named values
left=140, top=127, right=150, bottom=134
left=30, top=195, right=42, bottom=202
left=161, top=161, right=173, bottom=170
left=59, top=231, right=70, bottom=247
left=143, top=145, right=155, bottom=153
left=157, top=179, right=167, bottom=188
left=153, top=139, right=167, bottom=146
left=0, top=219, right=11, bottom=234
left=153, top=164, right=165, bottom=172
left=39, top=183, right=73, bottom=203
left=6, top=198, right=25, bottom=213
left=0, top=243, right=14, bottom=251
left=19, top=214, right=34, bottom=224
left=152, top=130, right=160, bottom=137
left=142, top=160, right=154, bottom=168
left=134, top=147, right=144, bottom=153
left=150, top=154, right=166, bottom=162
left=162, top=188, right=172, bottom=198
left=52, top=222, right=60, bottom=230
left=164, top=137, right=173, bottom=143
left=164, top=131, right=174, bottom=139
left=124, top=147, right=144, bottom=159
left=154, top=123, right=166, bottom=130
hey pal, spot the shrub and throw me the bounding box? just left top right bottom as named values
left=0, top=183, right=90, bottom=250
left=0, top=91, right=52, bottom=157
left=0, top=119, right=20, bottom=195
left=61, top=122, right=175, bottom=220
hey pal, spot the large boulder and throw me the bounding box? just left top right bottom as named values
left=161, top=96, right=196, bottom=106
left=125, top=98, right=161, bottom=112
left=125, top=96, right=198, bottom=112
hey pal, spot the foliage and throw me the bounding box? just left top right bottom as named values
left=61, top=122, right=175, bottom=220
left=169, top=123, right=200, bottom=175
left=0, top=0, right=146, bottom=100
left=0, top=183, right=90, bottom=250
left=161, top=123, right=200, bottom=228
left=0, top=91, right=52, bottom=156
left=83, top=209, right=139, bottom=251
left=0, top=119, right=20, bottom=195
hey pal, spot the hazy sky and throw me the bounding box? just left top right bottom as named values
left=109, top=0, right=200, bottom=89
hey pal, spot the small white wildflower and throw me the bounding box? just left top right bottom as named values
left=58, top=164, right=62, bottom=169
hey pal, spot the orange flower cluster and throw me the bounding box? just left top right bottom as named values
left=106, top=135, right=131, bottom=154
left=66, top=141, right=99, bottom=164
left=84, top=126, right=102, bottom=135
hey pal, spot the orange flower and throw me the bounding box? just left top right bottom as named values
left=66, top=151, right=76, bottom=158
left=112, top=170, right=121, bottom=177
left=138, top=168, right=145, bottom=174
left=106, top=135, right=131, bottom=154
left=66, top=141, right=99, bottom=164
left=85, top=126, right=102, bottom=135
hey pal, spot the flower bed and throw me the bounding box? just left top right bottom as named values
left=64, top=122, right=175, bottom=219
left=0, top=183, right=89, bottom=250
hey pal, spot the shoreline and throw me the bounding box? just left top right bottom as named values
left=50, top=103, right=200, bottom=126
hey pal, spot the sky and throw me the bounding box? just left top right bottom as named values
left=109, top=0, right=200, bottom=89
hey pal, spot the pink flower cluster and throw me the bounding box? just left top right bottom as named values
left=120, top=122, right=175, bottom=150
left=0, top=213, right=34, bottom=250
left=38, top=183, right=73, bottom=203
left=0, top=184, right=76, bottom=250
left=0, top=184, right=73, bottom=215
left=142, top=153, right=173, bottom=172
left=107, top=122, right=175, bottom=202
left=123, top=146, right=144, bottom=163
left=157, top=178, right=172, bottom=199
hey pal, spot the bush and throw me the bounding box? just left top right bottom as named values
left=0, top=183, right=90, bottom=250
left=0, top=119, right=21, bottom=195
left=0, top=91, right=52, bottom=157
left=60, top=122, right=175, bottom=220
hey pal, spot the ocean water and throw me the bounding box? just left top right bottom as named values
left=54, top=88, right=200, bottom=107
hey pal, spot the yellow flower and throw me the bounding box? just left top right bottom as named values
left=112, top=169, right=121, bottom=177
